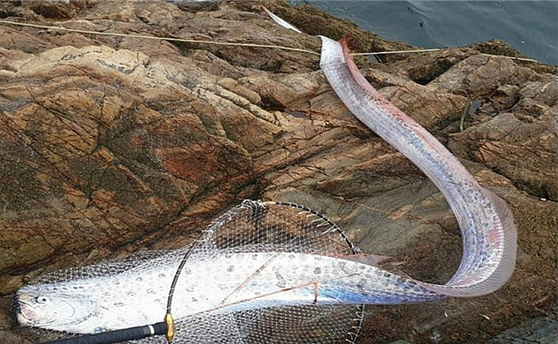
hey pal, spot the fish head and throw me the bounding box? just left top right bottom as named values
left=13, top=284, right=98, bottom=332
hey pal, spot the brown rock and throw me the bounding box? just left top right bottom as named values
left=430, top=54, right=545, bottom=98
left=381, top=81, right=467, bottom=129
left=450, top=113, right=557, bottom=200
left=0, top=1, right=555, bottom=344
left=490, top=85, right=520, bottom=111
left=28, top=0, right=76, bottom=19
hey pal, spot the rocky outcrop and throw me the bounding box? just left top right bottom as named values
left=0, top=1, right=556, bottom=343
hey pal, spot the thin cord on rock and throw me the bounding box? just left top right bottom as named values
left=0, top=19, right=543, bottom=63
left=0, top=19, right=320, bottom=56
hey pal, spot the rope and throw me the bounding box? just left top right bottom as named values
left=0, top=19, right=543, bottom=63
left=0, top=19, right=320, bottom=56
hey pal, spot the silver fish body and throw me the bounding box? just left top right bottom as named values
left=318, top=36, right=517, bottom=297
left=16, top=249, right=441, bottom=333
left=14, top=31, right=517, bottom=338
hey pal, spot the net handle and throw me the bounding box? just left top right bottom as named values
left=36, top=322, right=168, bottom=344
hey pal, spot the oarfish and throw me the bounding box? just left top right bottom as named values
left=13, top=36, right=517, bottom=337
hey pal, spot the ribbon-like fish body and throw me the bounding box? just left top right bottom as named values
left=14, top=18, right=517, bottom=337
left=318, top=36, right=517, bottom=297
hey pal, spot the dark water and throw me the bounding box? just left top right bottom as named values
left=289, top=0, right=557, bottom=65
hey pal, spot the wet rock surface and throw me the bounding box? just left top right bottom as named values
left=0, top=1, right=556, bottom=343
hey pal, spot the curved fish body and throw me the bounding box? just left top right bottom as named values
left=14, top=33, right=517, bottom=336
left=318, top=36, right=517, bottom=297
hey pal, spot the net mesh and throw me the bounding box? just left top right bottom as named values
left=16, top=200, right=365, bottom=344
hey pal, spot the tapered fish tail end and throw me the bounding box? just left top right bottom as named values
left=338, top=37, right=384, bottom=100
left=338, top=37, right=351, bottom=60
left=319, top=35, right=345, bottom=68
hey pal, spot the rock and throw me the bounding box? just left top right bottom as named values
left=514, top=80, right=557, bottom=120
left=490, top=85, right=520, bottom=111
left=28, top=0, right=76, bottom=19
left=488, top=317, right=558, bottom=344
left=380, top=81, right=467, bottom=129
left=379, top=47, right=475, bottom=85
left=0, top=1, right=555, bottom=343
left=429, top=54, right=545, bottom=98
left=449, top=112, right=557, bottom=200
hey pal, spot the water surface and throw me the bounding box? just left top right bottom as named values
left=290, top=1, right=557, bottom=65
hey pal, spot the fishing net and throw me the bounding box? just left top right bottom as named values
left=15, top=200, right=365, bottom=344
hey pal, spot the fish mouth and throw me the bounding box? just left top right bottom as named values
left=11, top=293, right=21, bottom=324
left=11, top=293, right=26, bottom=325
left=12, top=293, right=34, bottom=326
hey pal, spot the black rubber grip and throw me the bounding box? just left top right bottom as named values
left=38, top=322, right=168, bottom=344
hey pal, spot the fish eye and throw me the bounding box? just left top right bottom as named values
left=34, top=296, right=50, bottom=304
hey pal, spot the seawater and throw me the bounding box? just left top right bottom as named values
left=289, top=0, right=557, bottom=65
